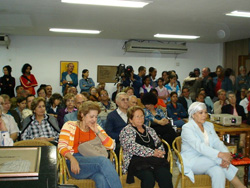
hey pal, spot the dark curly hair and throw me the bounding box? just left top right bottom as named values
left=141, top=92, right=158, bottom=105
left=49, top=93, right=63, bottom=105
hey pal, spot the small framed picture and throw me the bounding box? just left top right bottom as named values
left=60, top=61, right=78, bottom=86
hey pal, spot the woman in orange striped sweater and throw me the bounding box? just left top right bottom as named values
left=58, top=101, right=122, bottom=188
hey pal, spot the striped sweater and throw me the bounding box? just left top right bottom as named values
left=58, top=121, right=114, bottom=157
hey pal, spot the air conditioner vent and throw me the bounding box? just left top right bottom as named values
left=124, top=40, right=187, bottom=54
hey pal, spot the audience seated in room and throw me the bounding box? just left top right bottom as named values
left=0, top=105, right=14, bottom=146
left=105, top=92, right=129, bottom=155
left=14, top=96, right=27, bottom=122
left=239, top=89, right=250, bottom=114
left=22, top=94, right=35, bottom=120
left=139, top=75, right=152, bottom=98
left=167, top=92, right=187, bottom=128
left=213, top=89, right=229, bottom=114
left=46, top=93, right=63, bottom=118
left=120, top=106, right=173, bottom=187
left=177, top=87, right=193, bottom=112
left=98, top=89, right=116, bottom=129
left=198, top=88, right=214, bottom=112
left=156, top=77, right=169, bottom=103
left=21, top=97, right=60, bottom=142
left=58, top=101, right=122, bottom=188
left=179, top=102, right=246, bottom=188
left=142, top=92, right=177, bottom=147
left=89, top=86, right=99, bottom=102
left=57, top=93, right=77, bottom=129
left=1, top=94, right=21, bottom=129
left=165, top=74, right=181, bottom=101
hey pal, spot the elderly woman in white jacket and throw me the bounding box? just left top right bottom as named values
left=178, top=102, right=245, bottom=188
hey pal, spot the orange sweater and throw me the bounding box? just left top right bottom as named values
left=58, top=121, right=114, bottom=157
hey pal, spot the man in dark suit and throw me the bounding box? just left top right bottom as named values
left=178, top=87, right=193, bottom=112
left=105, top=92, right=129, bottom=155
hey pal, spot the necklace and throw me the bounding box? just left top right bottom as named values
left=133, top=126, right=151, bottom=143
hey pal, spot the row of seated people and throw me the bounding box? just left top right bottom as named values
left=1, top=98, right=246, bottom=188
left=1, top=82, right=249, bottom=144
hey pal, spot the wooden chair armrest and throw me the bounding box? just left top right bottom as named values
left=161, top=139, right=173, bottom=174
left=109, top=149, right=118, bottom=173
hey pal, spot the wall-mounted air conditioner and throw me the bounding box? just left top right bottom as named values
left=124, top=40, right=187, bottom=54
left=0, top=35, right=10, bottom=49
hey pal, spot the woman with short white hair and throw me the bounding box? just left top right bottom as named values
left=178, top=102, right=245, bottom=188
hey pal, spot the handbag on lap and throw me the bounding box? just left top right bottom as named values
left=78, top=136, right=108, bottom=158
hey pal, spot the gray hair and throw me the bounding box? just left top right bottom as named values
left=188, top=102, right=207, bottom=120
left=239, top=66, right=246, bottom=72
left=129, top=95, right=137, bottom=100
left=226, top=91, right=235, bottom=98
left=115, top=92, right=128, bottom=102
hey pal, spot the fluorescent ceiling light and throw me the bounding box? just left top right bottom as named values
left=226, top=10, right=250, bottom=18
left=154, top=34, right=200, bottom=39
left=49, top=28, right=101, bottom=34
left=61, top=0, right=149, bottom=8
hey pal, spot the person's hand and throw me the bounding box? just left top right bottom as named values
left=0, top=118, right=7, bottom=131
left=161, top=118, right=169, bottom=125
left=153, top=149, right=165, bottom=158
left=220, top=160, right=230, bottom=169
left=218, top=152, right=232, bottom=163
left=219, top=100, right=224, bottom=105
left=88, top=123, right=98, bottom=133
left=70, top=157, right=80, bottom=175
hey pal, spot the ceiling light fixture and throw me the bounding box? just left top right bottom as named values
left=154, top=34, right=200, bottom=39
left=49, top=28, right=101, bottom=34
left=61, top=0, right=149, bottom=8
left=226, top=10, right=250, bottom=18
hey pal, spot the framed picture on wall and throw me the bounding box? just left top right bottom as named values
left=97, top=65, right=117, bottom=83
left=60, top=61, right=78, bottom=86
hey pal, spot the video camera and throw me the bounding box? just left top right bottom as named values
left=114, top=64, right=134, bottom=85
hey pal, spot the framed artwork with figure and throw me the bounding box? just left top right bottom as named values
left=60, top=61, right=78, bottom=86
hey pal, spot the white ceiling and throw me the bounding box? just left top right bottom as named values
left=1, top=0, right=250, bottom=43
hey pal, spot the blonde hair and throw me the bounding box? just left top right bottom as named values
left=77, top=101, right=100, bottom=120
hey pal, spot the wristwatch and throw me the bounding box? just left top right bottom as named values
left=68, top=81, right=70, bottom=84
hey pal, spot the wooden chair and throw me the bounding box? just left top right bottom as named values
left=172, top=136, right=230, bottom=188
left=119, top=139, right=173, bottom=188
left=58, top=149, right=118, bottom=188
left=14, top=139, right=55, bottom=146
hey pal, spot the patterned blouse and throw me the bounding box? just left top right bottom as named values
left=21, top=114, right=59, bottom=141
left=119, top=124, right=164, bottom=174
left=144, top=108, right=166, bottom=126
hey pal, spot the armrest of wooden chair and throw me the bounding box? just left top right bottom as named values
left=161, top=139, right=173, bottom=174
left=172, top=136, right=184, bottom=176
left=58, top=149, right=118, bottom=185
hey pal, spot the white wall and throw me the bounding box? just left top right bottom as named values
left=0, top=36, right=223, bottom=95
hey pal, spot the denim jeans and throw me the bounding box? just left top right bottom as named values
left=66, top=153, right=122, bottom=188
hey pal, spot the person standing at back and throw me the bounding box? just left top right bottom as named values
left=20, top=63, right=38, bottom=95
left=0, top=65, right=15, bottom=98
